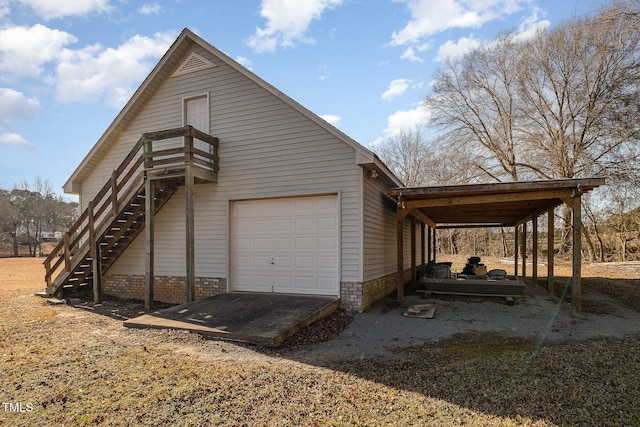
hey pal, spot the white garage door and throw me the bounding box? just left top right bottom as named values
left=232, top=195, right=339, bottom=296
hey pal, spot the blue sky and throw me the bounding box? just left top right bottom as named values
left=0, top=0, right=608, bottom=197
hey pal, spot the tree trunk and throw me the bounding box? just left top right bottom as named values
left=558, top=205, right=572, bottom=256
left=500, top=227, right=508, bottom=257
left=581, top=224, right=596, bottom=263
left=11, top=232, right=19, bottom=257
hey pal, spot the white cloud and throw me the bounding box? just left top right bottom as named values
left=0, top=132, right=34, bottom=148
left=391, top=0, right=523, bottom=46
left=320, top=114, right=341, bottom=125
left=139, top=3, right=162, bottom=15
left=382, top=78, right=412, bottom=100
left=436, top=36, right=481, bottom=61
left=55, top=31, right=175, bottom=107
left=515, top=7, right=549, bottom=41
left=235, top=56, right=253, bottom=70
left=0, top=88, right=40, bottom=128
left=0, top=24, right=77, bottom=80
left=370, top=105, right=431, bottom=145
left=400, top=46, right=423, bottom=62
left=247, top=0, right=343, bottom=53
left=0, top=0, right=9, bottom=18
left=318, top=65, right=330, bottom=81
left=16, top=0, right=112, bottom=19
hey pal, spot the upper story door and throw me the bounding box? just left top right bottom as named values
left=184, top=95, right=210, bottom=153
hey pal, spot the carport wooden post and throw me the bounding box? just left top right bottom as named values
left=411, top=217, right=417, bottom=289
left=144, top=174, right=155, bottom=312
left=532, top=216, right=538, bottom=286
left=521, top=222, right=527, bottom=278
left=396, top=206, right=405, bottom=301
left=427, top=226, right=432, bottom=263
left=572, top=195, right=582, bottom=314
left=514, top=227, right=519, bottom=277
left=420, top=222, right=426, bottom=276
left=547, top=208, right=555, bottom=296
left=432, top=227, right=437, bottom=263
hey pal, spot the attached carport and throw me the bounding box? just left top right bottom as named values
left=387, top=178, right=605, bottom=314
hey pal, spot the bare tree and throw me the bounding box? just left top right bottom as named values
left=517, top=8, right=640, bottom=181
left=0, top=178, right=78, bottom=257
left=425, top=33, right=527, bottom=182
left=423, top=4, right=640, bottom=260
left=0, top=190, right=21, bottom=256
left=377, top=128, right=433, bottom=187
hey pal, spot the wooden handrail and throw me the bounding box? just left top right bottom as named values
left=43, top=125, right=219, bottom=291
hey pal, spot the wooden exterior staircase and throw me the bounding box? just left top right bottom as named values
left=44, top=126, right=219, bottom=301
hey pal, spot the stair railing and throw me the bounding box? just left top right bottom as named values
left=43, top=125, right=218, bottom=291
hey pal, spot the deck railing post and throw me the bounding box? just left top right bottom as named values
left=64, top=232, right=71, bottom=272
left=111, top=171, right=119, bottom=214
left=44, top=259, right=51, bottom=286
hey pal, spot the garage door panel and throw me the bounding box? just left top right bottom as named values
left=254, top=238, right=272, bottom=250
left=294, top=276, right=314, bottom=290
left=274, top=218, right=293, bottom=232
left=254, top=219, right=274, bottom=234
left=317, top=277, right=336, bottom=291
left=318, top=217, right=338, bottom=231
left=295, top=217, right=315, bottom=232
left=318, top=236, right=338, bottom=250
left=254, top=256, right=273, bottom=268
left=232, top=195, right=339, bottom=296
left=318, top=254, right=338, bottom=266
left=235, top=237, right=254, bottom=250
left=294, top=198, right=314, bottom=211
left=295, top=256, right=315, bottom=269
left=254, top=275, right=273, bottom=290
left=274, top=237, right=293, bottom=250
left=295, top=237, right=314, bottom=250
left=274, top=255, right=292, bottom=268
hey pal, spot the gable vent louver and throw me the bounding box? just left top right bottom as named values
left=172, top=53, right=217, bottom=77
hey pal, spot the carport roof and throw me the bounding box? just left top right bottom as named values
left=387, top=178, right=605, bottom=228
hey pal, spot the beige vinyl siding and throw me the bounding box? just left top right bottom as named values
left=362, top=171, right=397, bottom=281
left=104, top=45, right=362, bottom=282
left=362, top=171, right=423, bottom=282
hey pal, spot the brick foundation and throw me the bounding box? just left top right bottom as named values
left=341, top=269, right=414, bottom=313
left=104, top=271, right=410, bottom=313
left=102, top=274, right=226, bottom=304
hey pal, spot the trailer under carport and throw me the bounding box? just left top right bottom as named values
left=387, top=178, right=606, bottom=314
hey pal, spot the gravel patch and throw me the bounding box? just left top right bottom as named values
left=296, top=282, right=640, bottom=361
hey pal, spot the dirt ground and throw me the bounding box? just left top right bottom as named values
left=1, top=257, right=640, bottom=426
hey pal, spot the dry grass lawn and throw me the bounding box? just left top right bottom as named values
left=1, top=257, right=640, bottom=426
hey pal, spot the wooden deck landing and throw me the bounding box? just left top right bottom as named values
left=418, top=277, right=526, bottom=297
left=123, top=293, right=340, bottom=347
